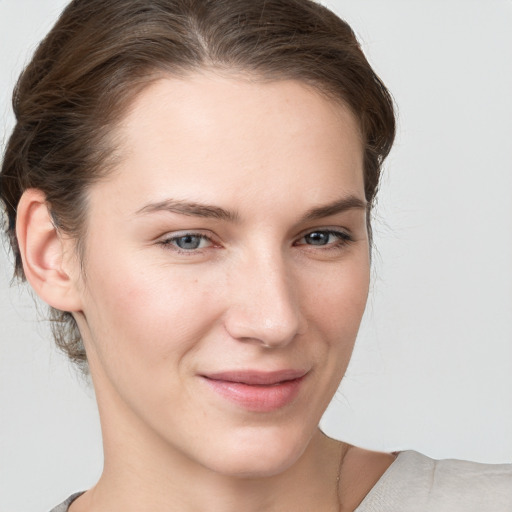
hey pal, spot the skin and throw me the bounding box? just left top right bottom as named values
left=17, top=73, right=395, bottom=511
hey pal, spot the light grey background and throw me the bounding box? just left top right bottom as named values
left=1, top=1, right=511, bottom=511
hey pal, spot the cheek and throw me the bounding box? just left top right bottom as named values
left=303, top=257, right=370, bottom=339
left=79, top=260, right=226, bottom=423
left=81, top=254, right=222, bottom=367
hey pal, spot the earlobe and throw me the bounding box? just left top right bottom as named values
left=16, top=189, right=83, bottom=312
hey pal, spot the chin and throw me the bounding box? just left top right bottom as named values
left=198, top=423, right=313, bottom=479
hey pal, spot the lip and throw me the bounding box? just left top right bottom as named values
left=201, top=369, right=308, bottom=412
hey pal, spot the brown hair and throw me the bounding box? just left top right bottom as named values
left=0, top=0, right=395, bottom=371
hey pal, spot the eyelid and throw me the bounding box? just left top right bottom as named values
left=158, top=230, right=220, bottom=253
left=294, top=227, right=353, bottom=247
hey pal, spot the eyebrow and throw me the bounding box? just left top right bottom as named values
left=300, top=195, right=367, bottom=222
left=136, top=198, right=239, bottom=222
left=135, top=195, right=366, bottom=222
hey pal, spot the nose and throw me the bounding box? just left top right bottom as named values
left=223, top=251, right=306, bottom=348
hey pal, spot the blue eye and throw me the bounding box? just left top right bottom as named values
left=304, top=231, right=332, bottom=246
left=298, top=230, right=352, bottom=247
left=174, top=234, right=204, bottom=250
left=161, top=233, right=212, bottom=251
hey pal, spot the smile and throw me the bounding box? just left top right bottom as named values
left=201, top=370, right=308, bottom=412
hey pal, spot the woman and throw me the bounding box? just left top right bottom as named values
left=1, top=0, right=511, bottom=511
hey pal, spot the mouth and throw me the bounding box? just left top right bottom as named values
left=200, top=369, right=308, bottom=412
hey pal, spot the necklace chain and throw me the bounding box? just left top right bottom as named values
left=336, top=442, right=347, bottom=512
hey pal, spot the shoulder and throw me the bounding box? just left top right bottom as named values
left=427, top=453, right=512, bottom=510
left=48, top=492, right=84, bottom=512
left=356, top=450, right=512, bottom=512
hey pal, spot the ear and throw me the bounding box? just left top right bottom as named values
left=16, top=189, right=83, bottom=312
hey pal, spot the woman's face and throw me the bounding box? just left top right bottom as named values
left=73, top=73, right=369, bottom=477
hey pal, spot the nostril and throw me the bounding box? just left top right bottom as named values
left=223, top=304, right=304, bottom=348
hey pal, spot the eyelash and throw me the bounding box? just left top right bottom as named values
left=294, top=229, right=353, bottom=250
left=158, top=228, right=353, bottom=255
left=158, top=232, right=217, bottom=255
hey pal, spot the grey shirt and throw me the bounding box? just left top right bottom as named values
left=50, top=451, right=512, bottom=512
left=355, top=450, right=512, bottom=511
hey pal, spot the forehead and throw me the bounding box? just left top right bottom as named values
left=96, top=73, right=365, bottom=216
